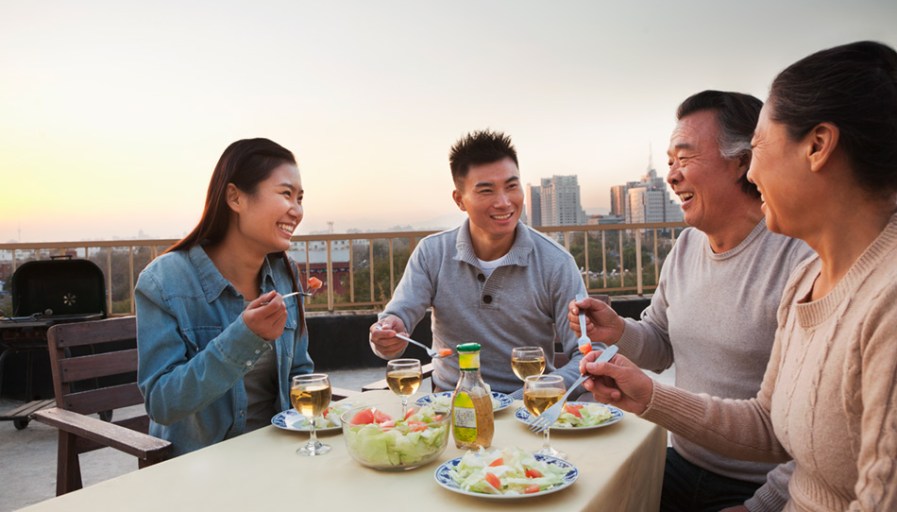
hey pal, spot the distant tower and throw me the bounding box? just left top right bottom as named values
left=610, top=185, right=626, bottom=217
left=526, top=184, right=542, bottom=227
left=648, top=143, right=654, bottom=173
left=540, top=175, right=586, bottom=226
left=327, top=221, right=334, bottom=233
left=613, top=150, right=683, bottom=224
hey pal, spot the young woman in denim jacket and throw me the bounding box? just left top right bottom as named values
left=135, top=138, right=313, bottom=455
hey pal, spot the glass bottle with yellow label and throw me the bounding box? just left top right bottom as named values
left=451, top=343, right=494, bottom=449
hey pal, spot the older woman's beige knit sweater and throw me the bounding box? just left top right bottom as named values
left=642, top=212, right=897, bottom=511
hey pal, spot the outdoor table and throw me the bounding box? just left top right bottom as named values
left=23, top=390, right=666, bottom=511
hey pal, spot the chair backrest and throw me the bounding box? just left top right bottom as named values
left=46, top=317, right=144, bottom=417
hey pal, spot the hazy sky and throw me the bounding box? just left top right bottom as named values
left=2, top=1, right=895, bottom=242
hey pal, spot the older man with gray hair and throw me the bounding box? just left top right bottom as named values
left=571, top=90, right=813, bottom=512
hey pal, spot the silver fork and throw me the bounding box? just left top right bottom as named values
left=260, top=291, right=312, bottom=305
left=374, top=324, right=454, bottom=359
left=528, top=345, right=618, bottom=433
left=576, top=292, right=607, bottom=352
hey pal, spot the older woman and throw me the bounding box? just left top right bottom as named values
left=574, top=41, right=897, bottom=511
left=136, top=138, right=313, bottom=455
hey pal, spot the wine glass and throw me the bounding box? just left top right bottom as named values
left=511, top=346, right=546, bottom=382
left=291, top=373, right=333, bottom=456
left=523, top=374, right=566, bottom=459
left=386, top=358, right=422, bottom=417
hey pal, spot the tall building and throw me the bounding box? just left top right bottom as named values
left=610, top=185, right=627, bottom=217
left=527, top=175, right=586, bottom=227
left=612, top=166, right=683, bottom=224
left=525, top=183, right=542, bottom=227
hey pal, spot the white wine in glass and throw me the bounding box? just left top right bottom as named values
left=523, top=374, right=566, bottom=459
left=511, top=346, right=546, bottom=381
left=386, top=358, right=421, bottom=416
left=291, top=373, right=332, bottom=456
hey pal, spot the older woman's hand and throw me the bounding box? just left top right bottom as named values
left=579, top=349, right=654, bottom=415
left=243, top=290, right=288, bottom=342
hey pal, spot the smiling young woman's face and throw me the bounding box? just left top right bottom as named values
left=231, top=163, right=303, bottom=255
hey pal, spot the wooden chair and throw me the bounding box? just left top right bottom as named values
left=31, top=316, right=172, bottom=496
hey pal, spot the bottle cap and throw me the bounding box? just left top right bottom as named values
left=456, top=343, right=481, bottom=352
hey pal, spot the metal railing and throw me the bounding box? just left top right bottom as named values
left=0, top=222, right=685, bottom=315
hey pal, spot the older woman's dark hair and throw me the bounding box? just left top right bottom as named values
left=677, top=90, right=763, bottom=199
left=770, top=41, right=897, bottom=194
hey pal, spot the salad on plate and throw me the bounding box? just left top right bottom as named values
left=514, top=402, right=623, bottom=430
left=415, top=391, right=512, bottom=413
left=271, top=401, right=354, bottom=432
left=444, top=446, right=575, bottom=496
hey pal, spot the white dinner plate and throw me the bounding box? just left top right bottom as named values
left=434, top=454, right=578, bottom=499
left=271, top=402, right=354, bottom=432
left=514, top=402, right=624, bottom=430
left=414, top=391, right=513, bottom=413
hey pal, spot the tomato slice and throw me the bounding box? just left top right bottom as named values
left=351, top=408, right=392, bottom=425
left=404, top=407, right=416, bottom=420
left=525, top=468, right=543, bottom=478
left=489, top=457, right=504, bottom=467
left=407, top=421, right=428, bottom=432
left=438, top=348, right=453, bottom=357
left=307, top=276, right=323, bottom=290
left=578, top=344, right=592, bottom=355
left=372, top=410, right=392, bottom=423
left=485, top=473, right=501, bottom=490
left=350, top=409, right=374, bottom=425
left=524, top=484, right=541, bottom=494
left=564, top=404, right=583, bottom=418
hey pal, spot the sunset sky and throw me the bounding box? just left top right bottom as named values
left=2, top=0, right=895, bottom=242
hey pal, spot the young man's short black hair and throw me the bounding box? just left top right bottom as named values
left=449, top=130, right=518, bottom=187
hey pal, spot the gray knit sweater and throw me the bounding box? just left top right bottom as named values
left=616, top=219, right=812, bottom=510
left=379, top=220, right=587, bottom=395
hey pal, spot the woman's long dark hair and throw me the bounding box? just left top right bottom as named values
left=167, top=138, right=305, bottom=331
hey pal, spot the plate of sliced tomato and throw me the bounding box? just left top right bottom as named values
left=434, top=450, right=577, bottom=499
left=271, top=402, right=354, bottom=432
left=514, top=402, right=623, bottom=430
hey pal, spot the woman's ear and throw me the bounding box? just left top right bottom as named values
left=807, top=122, right=840, bottom=173
left=225, top=183, right=242, bottom=212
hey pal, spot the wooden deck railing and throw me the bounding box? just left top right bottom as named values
left=0, top=222, right=685, bottom=314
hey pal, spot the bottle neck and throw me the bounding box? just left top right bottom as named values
left=458, top=351, right=480, bottom=371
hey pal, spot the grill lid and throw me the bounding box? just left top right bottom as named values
left=11, top=257, right=107, bottom=318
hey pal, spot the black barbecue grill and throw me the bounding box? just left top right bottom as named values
left=0, top=256, right=106, bottom=428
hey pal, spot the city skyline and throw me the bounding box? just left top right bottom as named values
left=2, top=1, right=896, bottom=242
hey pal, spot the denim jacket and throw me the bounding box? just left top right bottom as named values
left=135, top=245, right=313, bottom=455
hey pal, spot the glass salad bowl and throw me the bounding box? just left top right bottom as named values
left=340, top=403, right=450, bottom=471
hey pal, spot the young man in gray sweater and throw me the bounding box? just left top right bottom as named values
left=571, top=91, right=813, bottom=512
left=368, top=130, right=587, bottom=398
